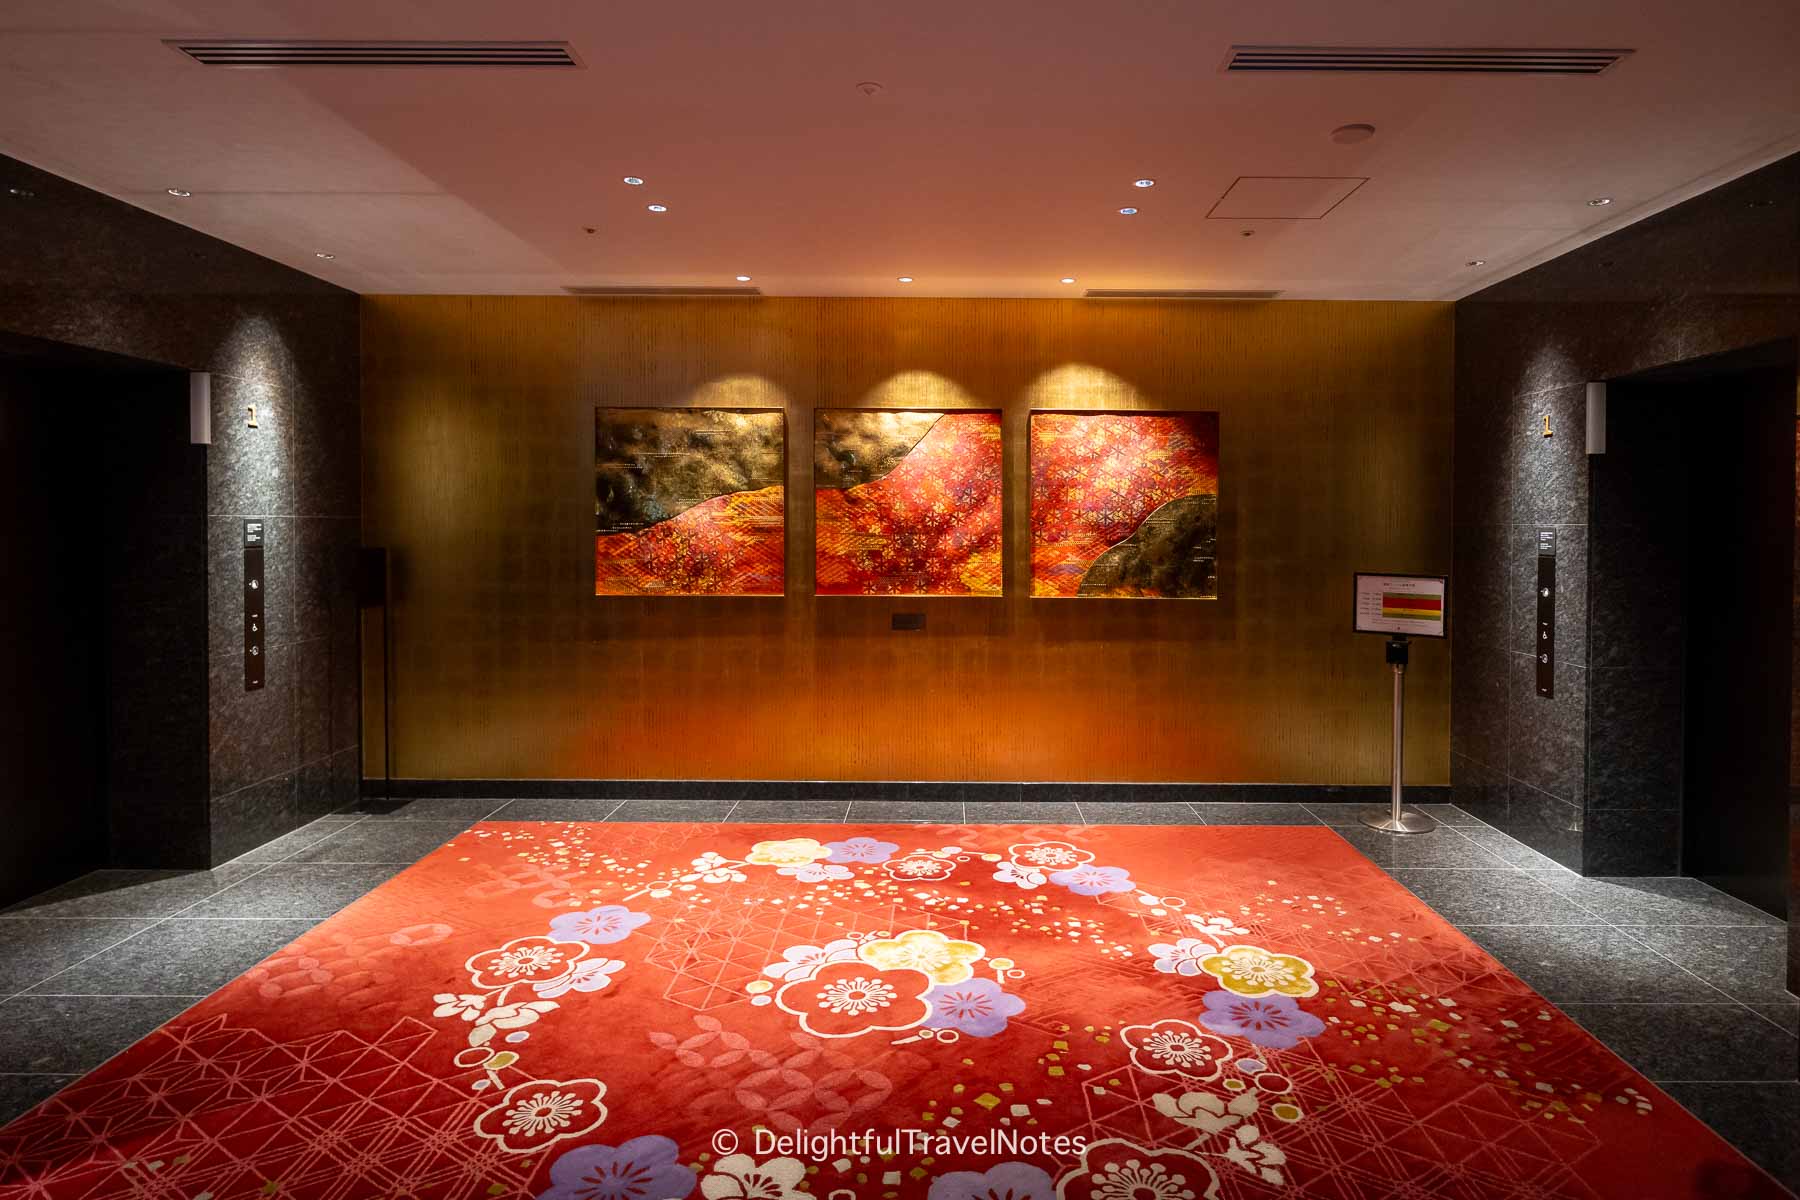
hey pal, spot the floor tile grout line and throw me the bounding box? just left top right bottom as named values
left=1608, top=924, right=1798, bottom=1038
left=28, top=994, right=209, bottom=1000
left=273, top=814, right=371, bottom=864
left=11, top=860, right=284, bottom=1000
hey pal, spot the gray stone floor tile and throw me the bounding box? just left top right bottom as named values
left=1463, top=925, right=1733, bottom=1003
left=1660, top=1081, right=1800, bottom=1196
left=1302, top=802, right=1382, bottom=826
left=1, top=867, right=266, bottom=920
left=179, top=864, right=405, bottom=919
left=1623, top=925, right=1798, bottom=1007
left=1750, top=1001, right=1798, bottom=1037
left=1559, top=1002, right=1798, bottom=1082
left=720, top=801, right=850, bottom=824
left=30, top=918, right=315, bottom=997
left=288, top=820, right=470, bottom=863
left=1191, top=802, right=1323, bottom=825
left=1459, top=825, right=1573, bottom=871
left=1077, top=801, right=1205, bottom=825
left=0, top=918, right=156, bottom=993
left=0, top=995, right=194, bottom=1073
left=1534, top=875, right=1784, bottom=928
left=846, top=801, right=965, bottom=823
left=1388, top=868, right=1603, bottom=926
left=488, top=798, right=626, bottom=820
left=1333, top=826, right=1511, bottom=868
left=608, top=800, right=740, bottom=822
left=962, top=802, right=1085, bottom=825
left=229, top=816, right=369, bottom=863
left=0, top=1074, right=78, bottom=1124
left=345, top=797, right=508, bottom=822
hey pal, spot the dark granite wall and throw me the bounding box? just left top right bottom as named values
left=0, top=154, right=360, bottom=866
left=1453, top=154, right=1800, bottom=996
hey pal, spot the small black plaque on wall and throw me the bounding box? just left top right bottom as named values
left=891, top=612, right=925, bottom=632
left=244, top=518, right=266, bottom=691
left=1535, top=529, right=1555, bottom=698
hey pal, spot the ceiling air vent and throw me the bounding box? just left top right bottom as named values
left=1224, top=45, right=1630, bottom=75
left=563, top=286, right=763, bottom=298
left=1083, top=289, right=1281, bottom=301
left=166, top=40, right=580, bottom=68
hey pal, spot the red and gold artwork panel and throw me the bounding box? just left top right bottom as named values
left=1030, top=411, right=1220, bottom=598
left=595, top=408, right=785, bottom=597
left=814, top=410, right=1003, bottom=596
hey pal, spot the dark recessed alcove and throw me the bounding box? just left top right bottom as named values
left=0, top=330, right=208, bottom=905
left=1592, top=339, right=1797, bottom=915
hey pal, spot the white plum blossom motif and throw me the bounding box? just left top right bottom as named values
left=1187, top=914, right=1249, bottom=940
left=761, top=938, right=860, bottom=983
left=534, top=957, right=625, bottom=999
left=992, top=861, right=1047, bottom=890
left=1153, top=1089, right=1260, bottom=1137
left=1145, top=1030, right=1221, bottom=1069
left=1148, top=937, right=1214, bottom=976
left=1008, top=841, right=1092, bottom=870
left=777, top=862, right=853, bottom=883
left=1221, top=1124, right=1288, bottom=1186
left=474, top=1077, right=607, bottom=1154
left=502, top=1088, right=587, bottom=1138
left=701, top=1153, right=809, bottom=1199
left=817, top=975, right=897, bottom=1015
left=432, top=993, right=487, bottom=1021
left=469, top=1000, right=558, bottom=1047
left=683, top=852, right=747, bottom=884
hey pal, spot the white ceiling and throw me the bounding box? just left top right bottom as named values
left=2, top=0, right=1798, bottom=299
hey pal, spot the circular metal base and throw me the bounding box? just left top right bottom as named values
left=1358, top=805, right=1438, bottom=834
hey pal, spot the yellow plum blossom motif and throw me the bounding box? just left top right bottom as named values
left=1199, top=945, right=1319, bottom=999
left=857, top=928, right=985, bottom=986
left=744, top=838, right=831, bottom=868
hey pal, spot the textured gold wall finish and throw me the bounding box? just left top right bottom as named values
left=361, top=297, right=1454, bottom=784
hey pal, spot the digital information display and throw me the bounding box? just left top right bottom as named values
left=1354, top=572, right=1447, bottom=638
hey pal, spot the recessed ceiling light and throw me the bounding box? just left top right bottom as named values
left=1060, top=277, right=1076, bottom=284
left=1467, top=259, right=1486, bottom=267
left=1118, top=206, right=1138, bottom=216
left=1330, top=123, right=1376, bottom=144
left=1133, top=178, right=1156, bottom=189
left=6, top=186, right=32, bottom=198
left=896, top=276, right=914, bottom=283
left=1587, top=196, right=1612, bottom=206
left=166, top=187, right=192, bottom=197
left=315, top=251, right=335, bottom=259
left=622, top=176, right=644, bottom=186
left=735, top=275, right=751, bottom=282
left=646, top=204, right=667, bottom=213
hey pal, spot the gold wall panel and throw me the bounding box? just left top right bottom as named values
left=361, top=297, right=1454, bottom=784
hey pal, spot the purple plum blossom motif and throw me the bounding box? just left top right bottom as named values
left=1048, top=864, right=1135, bottom=896
left=537, top=1134, right=696, bottom=1200
left=1198, top=989, right=1325, bottom=1049
left=549, top=905, right=652, bottom=945
left=927, top=1161, right=1055, bottom=1200
left=825, top=836, right=900, bottom=865
left=924, top=977, right=1026, bottom=1038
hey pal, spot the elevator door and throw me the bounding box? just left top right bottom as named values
left=0, top=363, right=105, bottom=904
left=1681, top=365, right=1794, bottom=918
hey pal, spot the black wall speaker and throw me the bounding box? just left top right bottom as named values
left=358, top=547, right=388, bottom=608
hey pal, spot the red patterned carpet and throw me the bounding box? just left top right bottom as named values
left=0, top=823, right=1782, bottom=1200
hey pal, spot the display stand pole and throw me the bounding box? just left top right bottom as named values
left=1359, top=635, right=1435, bottom=834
